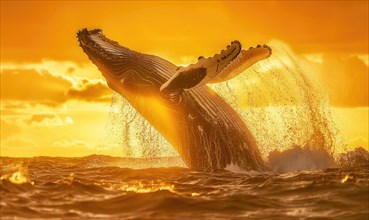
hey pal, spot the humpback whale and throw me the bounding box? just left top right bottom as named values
left=77, top=28, right=272, bottom=171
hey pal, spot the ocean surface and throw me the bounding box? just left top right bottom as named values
left=1, top=155, right=368, bottom=220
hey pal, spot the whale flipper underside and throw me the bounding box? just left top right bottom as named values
left=160, top=41, right=272, bottom=93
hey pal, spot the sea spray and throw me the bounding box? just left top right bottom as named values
left=211, top=40, right=346, bottom=163
left=107, top=93, right=177, bottom=159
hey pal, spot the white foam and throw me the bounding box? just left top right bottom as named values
left=266, top=146, right=335, bottom=173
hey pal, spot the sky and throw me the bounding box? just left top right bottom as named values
left=1, top=1, right=368, bottom=157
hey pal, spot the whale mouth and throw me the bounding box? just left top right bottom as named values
left=78, top=28, right=104, bottom=58
left=77, top=28, right=128, bottom=64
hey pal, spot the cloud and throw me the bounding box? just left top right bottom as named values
left=0, top=136, right=95, bottom=157
left=1, top=68, right=111, bottom=106
left=25, top=113, right=74, bottom=127
left=0, top=60, right=103, bottom=79
left=66, top=79, right=111, bottom=102
left=349, top=137, right=368, bottom=150
left=322, top=56, right=369, bottom=107
left=0, top=101, right=30, bottom=110
left=306, top=54, right=368, bottom=107
left=0, top=120, right=21, bottom=139
left=1, top=69, right=72, bottom=106
left=51, top=139, right=92, bottom=149
left=1, top=136, right=37, bottom=149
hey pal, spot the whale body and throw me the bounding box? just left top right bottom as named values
left=77, top=28, right=272, bottom=171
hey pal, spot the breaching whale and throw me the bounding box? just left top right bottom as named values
left=77, top=28, right=272, bottom=171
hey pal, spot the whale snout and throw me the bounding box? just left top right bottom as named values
left=77, top=28, right=108, bottom=60
left=77, top=28, right=129, bottom=79
left=77, top=28, right=92, bottom=47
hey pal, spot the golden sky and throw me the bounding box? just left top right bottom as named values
left=1, top=1, right=368, bottom=157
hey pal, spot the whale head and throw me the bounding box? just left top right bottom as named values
left=77, top=28, right=170, bottom=95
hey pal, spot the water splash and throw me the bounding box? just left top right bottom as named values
left=107, top=93, right=178, bottom=159
left=0, top=164, right=33, bottom=185
left=337, top=147, right=369, bottom=167
left=210, top=40, right=345, bottom=160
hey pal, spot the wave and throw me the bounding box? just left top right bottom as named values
left=1, top=155, right=368, bottom=219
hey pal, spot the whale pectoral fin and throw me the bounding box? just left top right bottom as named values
left=160, top=42, right=272, bottom=93
left=160, top=67, right=207, bottom=92
left=160, top=40, right=242, bottom=93
left=208, top=45, right=272, bottom=84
